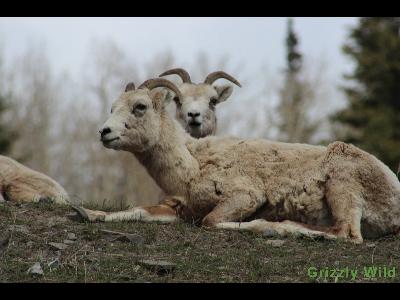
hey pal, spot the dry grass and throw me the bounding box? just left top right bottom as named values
left=1, top=201, right=400, bottom=283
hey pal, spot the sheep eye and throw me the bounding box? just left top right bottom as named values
left=173, top=97, right=182, bottom=107
left=136, top=104, right=146, bottom=110
left=110, top=108, right=113, bottom=114
left=133, top=103, right=147, bottom=114
left=210, top=97, right=218, bottom=106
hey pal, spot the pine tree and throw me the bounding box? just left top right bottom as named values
left=0, top=51, right=14, bottom=155
left=0, top=92, right=14, bottom=154
left=286, top=18, right=302, bottom=74
left=332, top=17, right=400, bottom=172
left=277, top=18, right=319, bottom=143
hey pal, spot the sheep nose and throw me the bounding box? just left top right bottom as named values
left=100, top=127, right=111, bottom=138
left=188, top=112, right=200, bottom=118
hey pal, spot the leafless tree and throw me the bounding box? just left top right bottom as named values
left=7, top=45, right=57, bottom=174
left=0, top=35, right=335, bottom=211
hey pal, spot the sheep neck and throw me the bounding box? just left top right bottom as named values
left=133, top=112, right=200, bottom=197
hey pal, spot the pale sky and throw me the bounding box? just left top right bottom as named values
left=0, top=17, right=358, bottom=80
left=0, top=17, right=359, bottom=138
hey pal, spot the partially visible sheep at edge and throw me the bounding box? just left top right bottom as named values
left=0, top=155, right=69, bottom=205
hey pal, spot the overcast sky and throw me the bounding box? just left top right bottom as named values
left=0, top=17, right=359, bottom=138
left=0, top=17, right=358, bottom=80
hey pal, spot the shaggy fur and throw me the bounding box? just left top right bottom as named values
left=0, top=155, right=69, bottom=205
left=75, top=79, right=400, bottom=244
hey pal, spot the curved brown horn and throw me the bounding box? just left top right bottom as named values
left=204, top=71, right=242, bottom=87
left=159, top=68, right=191, bottom=83
left=138, top=78, right=183, bottom=103
left=125, top=82, right=135, bottom=92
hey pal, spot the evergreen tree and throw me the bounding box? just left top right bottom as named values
left=0, top=92, right=14, bottom=154
left=0, top=49, right=15, bottom=155
left=277, top=18, right=319, bottom=143
left=332, top=17, right=400, bottom=172
left=286, top=18, right=302, bottom=74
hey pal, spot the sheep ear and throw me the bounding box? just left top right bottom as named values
left=162, top=90, right=182, bottom=108
left=149, top=88, right=165, bottom=111
left=150, top=88, right=177, bottom=109
left=214, top=84, right=233, bottom=103
left=163, top=90, right=174, bottom=105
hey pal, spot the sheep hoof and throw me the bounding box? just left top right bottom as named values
left=70, top=205, right=90, bottom=222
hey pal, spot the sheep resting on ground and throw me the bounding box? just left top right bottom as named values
left=0, top=155, right=69, bottom=205
left=73, top=78, right=400, bottom=244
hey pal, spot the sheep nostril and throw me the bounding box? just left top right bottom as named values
left=100, top=127, right=111, bottom=138
left=188, top=112, right=200, bottom=118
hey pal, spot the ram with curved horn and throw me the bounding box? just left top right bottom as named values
left=100, top=73, right=230, bottom=212
left=74, top=77, right=400, bottom=244
left=159, top=68, right=241, bottom=138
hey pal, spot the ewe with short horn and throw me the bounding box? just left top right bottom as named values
left=159, top=68, right=241, bottom=138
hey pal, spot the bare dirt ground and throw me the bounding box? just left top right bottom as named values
left=1, top=201, right=400, bottom=283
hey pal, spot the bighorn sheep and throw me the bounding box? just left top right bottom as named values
left=159, top=68, right=241, bottom=138
left=73, top=78, right=400, bottom=244
left=0, top=155, right=69, bottom=205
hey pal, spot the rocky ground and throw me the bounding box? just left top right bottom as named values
left=1, top=201, right=400, bottom=283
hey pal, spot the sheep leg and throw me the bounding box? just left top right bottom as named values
left=3, top=186, right=43, bottom=203
left=71, top=201, right=179, bottom=224
left=215, top=219, right=337, bottom=241
left=214, top=185, right=364, bottom=244
left=71, top=205, right=178, bottom=223
left=201, top=191, right=265, bottom=227
left=324, top=179, right=364, bottom=243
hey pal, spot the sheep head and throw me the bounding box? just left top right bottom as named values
left=159, top=68, right=241, bottom=138
left=99, top=78, right=182, bottom=153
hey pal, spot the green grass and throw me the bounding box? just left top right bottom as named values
left=1, top=201, right=400, bottom=282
